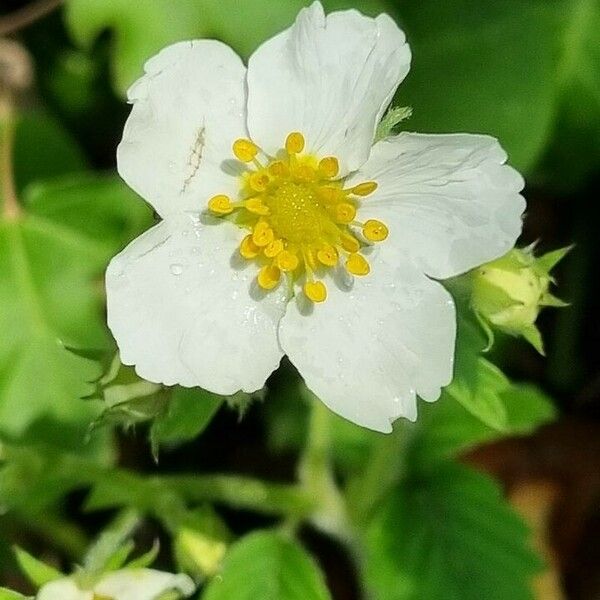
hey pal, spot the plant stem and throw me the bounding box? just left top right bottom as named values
left=160, top=474, right=316, bottom=519
left=299, top=396, right=350, bottom=541
left=346, top=423, right=414, bottom=523
left=0, top=98, right=21, bottom=221
left=0, top=0, right=63, bottom=36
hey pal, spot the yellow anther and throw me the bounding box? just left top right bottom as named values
left=317, top=244, right=338, bottom=267
left=318, top=157, right=339, bottom=179
left=363, top=219, right=389, bottom=242
left=295, top=165, right=317, bottom=181
left=233, top=138, right=259, bottom=162
left=318, top=186, right=343, bottom=204
left=208, top=194, right=234, bottom=215
left=264, top=239, right=284, bottom=258
left=346, top=253, right=370, bottom=276
left=240, top=234, right=260, bottom=259
left=244, top=197, right=269, bottom=215
left=351, top=181, right=378, bottom=197
left=285, top=132, right=305, bottom=154
left=276, top=250, right=299, bottom=272
left=334, top=202, right=357, bottom=224
left=341, top=233, right=360, bottom=253
left=269, top=161, right=289, bottom=177
left=257, top=265, right=281, bottom=290
left=249, top=171, right=271, bottom=192
left=304, top=280, right=327, bottom=303
left=252, top=221, right=274, bottom=247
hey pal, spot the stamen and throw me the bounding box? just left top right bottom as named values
left=249, top=171, right=271, bottom=192
left=233, top=138, right=259, bottom=162
left=208, top=194, right=234, bottom=215
left=304, top=280, right=327, bottom=303
left=269, top=161, right=289, bottom=177
left=240, top=235, right=260, bottom=259
left=258, top=265, right=281, bottom=290
left=209, top=132, right=387, bottom=304
left=252, top=221, right=274, bottom=247
left=341, top=233, right=361, bottom=253
left=363, top=219, right=389, bottom=242
left=276, top=250, right=299, bottom=272
left=295, top=165, right=317, bottom=181
left=244, top=197, right=270, bottom=215
left=264, top=239, right=284, bottom=258
left=317, top=244, right=338, bottom=267
left=346, top=253, right=370, bottom=276
left=350, top=181, right=378, bottom=197
left=334, top=203, right=356, bottom=224
left=318, top=186, right=343, bottom=204
left=319, top=157, right=339, bottom=178
left=285, top=132, right=305, bottom=154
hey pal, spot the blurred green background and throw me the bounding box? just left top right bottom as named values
left=0, top=0, right=598, bottom=599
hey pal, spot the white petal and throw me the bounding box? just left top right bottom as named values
left=37, top=579, right=92, bottom=600
left=94, top=569, right=195, bottom=600
left=247, top=1, right=410, bottom=175
left=106, top=215, right=286, bottom=394
left=118, top=41, right=247, bottom=218
left=279, top=253, right=456, bottom=432
left=348, top=133, right=526, bottom=279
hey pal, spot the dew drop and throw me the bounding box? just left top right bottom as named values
left=170, top=263, right=184, bottom=275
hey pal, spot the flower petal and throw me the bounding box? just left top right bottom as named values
left=37, top=578, right=92, bottom=600
left=279, top=253, right=456, bottom=432
left=94, top=569, right=195, bottom=600
left=117, top=41, right=247, bottom=218
left=247, top=1, right=410, bottom=175
left=106, top=215, right=286, bottom=394
left=348, top=133, right=525, bottom=279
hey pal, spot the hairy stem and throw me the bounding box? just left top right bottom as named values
left=299, top=396, right=351, bottom=541
left=0, top=0, right=63, bottom=36
left=0, top=98, right=21, bottom=221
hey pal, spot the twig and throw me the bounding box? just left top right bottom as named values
left=0, top=0, right=63, bottom=36
left=0, top=98, right=21, bottom=221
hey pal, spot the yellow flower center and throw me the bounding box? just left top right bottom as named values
left=207, top=132, right=388, bottom=303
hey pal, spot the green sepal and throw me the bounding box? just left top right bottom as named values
left=375, top=106, right=413, bottom=141
left=0, top=588, right=33, bottom=600
left=13, top=547, right=63, bottom=588
left=522, top=326, right=545, bottom=355
left=535, top=245, right=573, bottom=273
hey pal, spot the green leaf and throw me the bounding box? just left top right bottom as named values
left=410, top=383, right=557, bottom=469
left=446, top=314, right=509, bottom=431
left=394, top=0, right=599, bottom=173
left=0, top=435, right=115, bottom=513
left=538, top=0, right=600, bottom=189
left=447, top=358, right=509, bottom=431
left=151, top=388, right=223, bottom=449
left=24, top=173, right=154, bottom=255
left=202, top=531, right=331, bottom=600
left=364, top=462, right=542, bottom=600
left=14, top=546, right=63, bottom=587
left=0, top=219, right=104, bottom=442
left=64, top=0, right=391, bottom=95
left=13, top=111, right=88, bottom=193
left=64, top=0, right=210, bottom=95
left=0, top=173, right=153, bottom=445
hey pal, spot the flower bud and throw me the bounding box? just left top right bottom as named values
left=471, top=246, right=570, bottom=354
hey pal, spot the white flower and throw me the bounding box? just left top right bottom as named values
left=36, top=568, right=195, bottom=600
left=106, top=1, right=525, bottom=432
